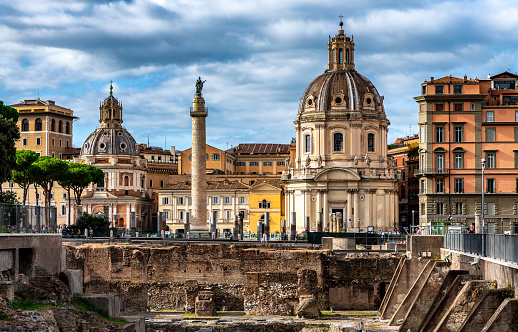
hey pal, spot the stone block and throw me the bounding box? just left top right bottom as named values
left=79, top=294, right=121, bottom=318
left=184, top=279, right=198, bottom=314
left=195, top=290, right=216, bottom=316
left=322, top=237, right=333, bottom=250
left=297, top=269, right=318, bottom=297
left=332, top=238, right=355, bottom=250
left=295, top=295, right=320, bottom=319
left=60, top=269, right=83, bottom=294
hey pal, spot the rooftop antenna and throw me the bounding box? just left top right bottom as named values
left=165, top=137, right=166, bottom=150
left=148, top=133, right=150, bottom=147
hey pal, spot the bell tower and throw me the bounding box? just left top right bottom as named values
left=99, top=81, right=123, bottom=128
left=328, top=18, right=355, bottom=71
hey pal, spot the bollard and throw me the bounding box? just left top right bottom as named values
left=290, top=212, right=296, bottom=241
left=136, top=231, right=139, bottom=238
left=110, top=230, right=113, bottom=239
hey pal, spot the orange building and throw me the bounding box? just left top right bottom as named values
left=415, top=72, right=518, bottom=234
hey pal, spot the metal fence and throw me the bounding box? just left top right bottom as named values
left=307, top=232, right=407, bottom=246
left=0, top=203, right=57, bottom=233
left=444, top=233, right=518, bottom=264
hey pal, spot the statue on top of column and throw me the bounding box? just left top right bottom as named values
left=195, top=77, right=206, bottom=93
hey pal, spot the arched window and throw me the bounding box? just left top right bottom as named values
left=367, top=133, right=375, bottom=152
left=338, top=49, right=343, bottom=64
left=124, top=175, right=129, bottom=186
left=51, top=119, right=55, bottom=131
left=304, top=134, right=311, bottom=153
left=58, top=120, right=62, bottom=133
left=346, top=49, right=350, bottom=64
left=333, top=133, right=343, bottom=152
left=21, top=119, right=29, bottom=132
left=400, top=185, right=406, bottom=199
left=35, top=118, right=42, bottom=131
left=65, top=122, right=70, bottom=134
left=333, top=48, right=336, bottom=63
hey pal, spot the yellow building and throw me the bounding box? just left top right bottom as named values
left=248, top=179, right=285, bottom=234
left=178, top=144, right=235, bottom=176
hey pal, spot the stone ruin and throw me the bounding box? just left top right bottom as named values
left=195, top=290, right=216, bottom=317
left=294, top=268, right=321, bottom=319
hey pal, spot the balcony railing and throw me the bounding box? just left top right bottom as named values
left=444, top=233, right=518, bottom=264
left=416, top=168, right=449, bottom=176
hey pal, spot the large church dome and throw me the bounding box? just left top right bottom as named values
left=81, top=83, right=139, bottom=156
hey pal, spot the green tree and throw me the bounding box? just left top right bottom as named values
left=0, top=101, right=20, bottom=189
left=58, top=163, right=104, bottom=224
left=0, top=191, right=19, bottom=204
left=71, top=213, right=110, bottom=235
left=11, top=150, right=39, bottom=205
left=30, top=157, right=68, bottom=208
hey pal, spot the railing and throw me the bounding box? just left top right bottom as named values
left=307, top=232, right=407, bottom=246
left=417, top=168, right=449, bottom=175
left=0, top=203, right=58, bottom=233
left=444, top=233, right=518, bottom=264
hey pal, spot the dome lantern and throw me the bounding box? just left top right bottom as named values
left=99, top=81, right=124, bottom=128
left=328, top=19, right=355, bottom=71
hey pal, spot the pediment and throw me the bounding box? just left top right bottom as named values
left=314, top=167, right=361, bottom=181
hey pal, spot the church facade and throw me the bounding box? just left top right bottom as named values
left=79, top=84, right=154, bottom=232
left=283, top=22, right=398, bottom=232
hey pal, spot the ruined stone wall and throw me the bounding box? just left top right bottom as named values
left=66, top=243, right=399, bottom=314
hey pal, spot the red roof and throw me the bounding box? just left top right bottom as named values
left=230, top=143, right=290, bottom=155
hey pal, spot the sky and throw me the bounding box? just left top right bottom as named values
left=1, top=0, right=518, bottom=152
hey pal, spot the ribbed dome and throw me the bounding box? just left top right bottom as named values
left=81, top=127, right=139, bottom=156
left=298, top=70, right=383, bottom=114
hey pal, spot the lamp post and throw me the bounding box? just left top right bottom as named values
left=411, top=210, right=415, bottom=235
left=481, top=158, right=486, bottom=257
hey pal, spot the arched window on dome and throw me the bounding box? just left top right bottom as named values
left=65, top=122, right=70, bottom=134
left=21, top=119, right=29, bottom=132
left=304, top=134, right=311, bottom=153
left=346, top=49, right=350, bottom=64
left=367, top=133, right=375, bottom=152
left=35, top=118, right=42, bottom=131
left=333, top=133, right=343, bottom=152
left=51, top=119, right=55, bottom=132
left=338, top=49, right=343, bottom=64
left=58, top=120, right=62, bottom=133
left=333, top=48, right=336, bottom=64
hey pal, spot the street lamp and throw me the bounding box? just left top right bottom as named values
left=411, top=210, right=415, bottom=234
left=481, top=159, right=486, bottom=256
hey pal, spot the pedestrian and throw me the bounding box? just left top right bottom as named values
left=260, top=233, right=264, bottom=244
left=416, top=227, right=422, bottom=235
left=77, top=229, right=81, bottom=238
left=89, top=228, right=93, bottom=238
left=468, top=224, right=475, bottom=233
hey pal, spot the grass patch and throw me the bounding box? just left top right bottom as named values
left=10, top=299, right=63, bottom=311
left=73, top=296, right=128, bottom=326
left=305, top=323, right=330, bottom=328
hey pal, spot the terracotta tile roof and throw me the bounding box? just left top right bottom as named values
left=490, top=71, right=518, bottom=79
left=250, top=179, right=283, bottom=189
left=165, top=180, right=249, bottom=190
left=140, top=148, right=172, bottom=155
left=229, top=143, right=290, bottom=155
left=430, top=76, right=466, bottom=84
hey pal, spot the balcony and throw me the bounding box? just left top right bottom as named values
left=416, top=168, right=449, bottom=176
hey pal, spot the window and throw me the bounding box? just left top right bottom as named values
left=333, top=48, right=336, bottom=63
left=400, top=185, right=406, bottom=198
left=435, top=153, right=444, bottom=172
left=163, top=211, right=170, bottom=220
left=58, top=120, right=62, bottom=133
left=515, top=152, right=518, bottom=168
left=338, top=48, right=343, bottom=64
left=436, top=203, right=444, bottom=215
left=471, top=103, right=475, bottom=111
left=454, top=126, right=463, bottom=142
left=487, top=202, right=495, bottom=215
left=178, top=211, right=184, bottom=220
left=149, top=179, right=153, bottom=187
left=189, top=155, right=192, bottom=161
left=238, top=196, right=246, bottom=204
left=59, top=139, right=62, bottom=147
left=487, top=178, right=495, bottom=193
left=486, top=111, right=494, bottom=122
left=454, top=153, right=464, bottom=169
left=516, top=111, right=518, bottom=122
left=454, top=178, right=464, bottom=193
left=422, top=85, right=427, bottom=95
left=22, top=137, right=28, bottom=146
left=250, top=162, right=258, bottom=166
left=65, top=122, right=70, bottom=134
left=66, top=140, right=69, bottom=148
left=177, top=197, right=185, bottom=205
left=486, top=152, right=495, bottom=168
left=304, top=134, right=311, bottom=153
left=421, top=203, right=425, bottom=214
left=454, top=85, right=462, bottom=94
left=206, top=154, right=209, bottom=160
left=259, top=199, right=271, bottom=208
left=346, top=49, right=349, bottom=64
left=36, top=137, right=41, bottom=145
left=277, top=161, right=285, bottom=166
left=435, top=86, right=443, bottom=94
left=485, top=128, right=496, bottom=142
left=63, top=192, right=67, bottom=199
left=61, top=205, right=66, bottom=215
left=334, top=133, right=343, bottom=151
left=162, top=197, right=170, bottom=205
left=420, top=126, right=426, bottom=143
left=264, top=172, right=272, bottom=175
left=160, top=180, right=164, bottom=188
left=52, top=138, right=55, bottom=146
left=51, top=119, right=55, bottom=131
left=515, top=128, right=518, bottom=142
left=237, top=162, right=245, bottom=166
left=263, top=161, right=272, bottom=166
left=35, top=118, right=42, bottom=131
left=435, top=126, right=444, bottom=142
left=420, top=154, right=425, bottom=171
left=454, top=103, right=463, bottom=112
left=212, top=154, right=220, bottom=161
left=455, top=203, right=463, bottom=215
left=394, top=159, right=398, bottom=167
left=436, top=103, right=444, bottom=112
left=420, top=179, right=426, bottom=194
left=224, top=196, right=231, bottom=204
left=436, top=178, right=444, bottom=193
left=367, top=133, right=375, bottom=152
left=21, top=119, right=29, bottom=131
left=157, top=156, right=162, bottom=161
left=212, top=197, right=219, bottom=204
left=225, top=210, right=231, bottom=220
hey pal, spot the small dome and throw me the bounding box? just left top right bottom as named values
left=81, top=127, right=139, bottom=156
left=298, top=70, right=383, bottom=114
